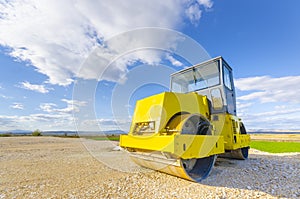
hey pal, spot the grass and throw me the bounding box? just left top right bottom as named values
left=89, top=135, right=120, bottom=141
left=250, top=141, right=300, bottom=153
left=0, top=133, right=12, bottom=137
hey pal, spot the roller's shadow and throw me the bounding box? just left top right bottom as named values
left=201, top=154, right=300, bottom=198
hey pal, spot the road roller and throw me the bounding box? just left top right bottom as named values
left=120, top=56, right=250, bottom=182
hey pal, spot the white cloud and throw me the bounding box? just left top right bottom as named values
left=0, top=85, right=13, bottom=99
left=0, top=113, right=75, bottom=131
left=184, top=0, right=213, bottom=24
left=39, top=103, right=57, bottom=113
left=0, top=94, right=12, bottom=99
left=236, top=101, right=253, bottom=110
left=0, top=0, right=213, bottom=86
left=81, top=118, right=131, bottom=131
left=235, top=75, right=300, bottom=131
left=10, top=103, right=24, bottom=110
left=0, top=99, right=87, bottom=130
left=197, top=0, right=213, bottom=8
left=166, top=54, right=183, bottom=67
left=40, top=99, right=87, bottom=114
left=254, top=107, right=300, bottom=117
left=235, top=76, right=300, bottom=103
left=239, top=106, right=300, bottom=131
left=185, top=4, right=202, bottom=24
left=18, top=81, right=51, bottom=93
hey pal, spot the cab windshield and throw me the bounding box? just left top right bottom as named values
left=171, top=60, right=220, bottom=93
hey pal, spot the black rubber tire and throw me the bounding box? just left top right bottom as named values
left=219, top=122, right=249, bottom=160
left=232, top=122, right=249, bottom=160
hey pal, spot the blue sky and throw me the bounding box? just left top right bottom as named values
left=0, top=0, right=300, bottom=131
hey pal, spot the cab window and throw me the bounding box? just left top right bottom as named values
left=223, top=64, right=233, bottom=90
left=171, top=60, right=220, bottom=93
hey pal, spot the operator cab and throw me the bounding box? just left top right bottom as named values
left=170, top=56, right=236, bottom=115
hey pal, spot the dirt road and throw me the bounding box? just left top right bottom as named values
left=0, top=137, right=299, bottom=198
left=250, top=134, right=300, bottom=142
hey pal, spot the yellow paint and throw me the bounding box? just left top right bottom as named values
left=129, top=92, right=209, bottom=135
left=211, top=113, right=250, bottom=150
left=120, top=134, right=224, bottom=159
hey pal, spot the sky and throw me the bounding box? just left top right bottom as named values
left=0, top=0, right=300, bottom=132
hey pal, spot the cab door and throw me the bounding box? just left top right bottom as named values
left=223, top=61, right=237, bottom=115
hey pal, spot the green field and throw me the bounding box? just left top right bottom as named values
left=89, top=136, right=120, bottom=141
left=250, top=141, right=300, bottom=153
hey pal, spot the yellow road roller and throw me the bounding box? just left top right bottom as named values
left=120, top=56, right=250, bottom=182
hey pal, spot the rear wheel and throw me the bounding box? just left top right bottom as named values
left=238, top=123, right=249, bottom=159
left=230, top=147, right=249, bottom=160
left=218, top=122, right=249, bottom=160
left=230, top=123, right=249, bottom=160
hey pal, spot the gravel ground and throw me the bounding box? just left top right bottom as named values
left=0, top=137, right=299, bottom=199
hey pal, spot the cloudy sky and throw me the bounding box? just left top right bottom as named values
left=0, top=0, right=300, bottom=132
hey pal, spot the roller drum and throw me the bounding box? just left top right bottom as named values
left=129, top=114, right=216, bottom=182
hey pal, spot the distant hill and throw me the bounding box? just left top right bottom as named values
left=0, top=129, right=126, bottom=135
left=248, top=129, right=300, bottom=134
left=0, top=129, right=32, bottom=134
left=34, top=130, right=126, bottom=136
left=249, top=129, right=300, bottom=132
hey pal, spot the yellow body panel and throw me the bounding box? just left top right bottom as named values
left=129, top=92, right=209, bottom=134
left=174, top=135, right=224, bottom=159
left=120, top=134, right=224, bottom=159
left=211, top=113, right=250, bottom=150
